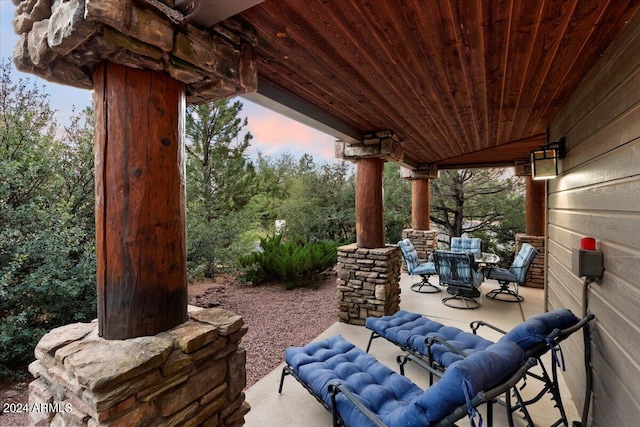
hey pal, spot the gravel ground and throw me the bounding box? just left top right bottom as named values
left=188, top=273, right=338, bottom=387
left=0, top=274, right=337, bottom=426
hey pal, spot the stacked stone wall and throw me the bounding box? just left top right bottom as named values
left=516, top=234, right=545, bottom=288
left=28, top=307, right=249, bottom=426
left=400, top=229, right=438, bottom=273
left=336, top=244, right=401, bottom=325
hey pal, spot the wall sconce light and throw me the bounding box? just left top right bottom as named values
left=531, top=136, right=566, bottom=180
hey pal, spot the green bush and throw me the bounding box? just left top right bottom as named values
left=0, top=216, right=96, bottom=379
left=238, top=235, right=338, bottom=289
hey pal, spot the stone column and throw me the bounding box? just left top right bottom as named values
left=399, top=166, right=439, bottom=272
left=514, top=163, right=546, bottom=288
left=335, top=132, right=404, bottom=323
left=13, top=1, right=257, bottom=424
left=28, top=307, right=250, bottom=426
left=336, top=244, right=401, bottom=325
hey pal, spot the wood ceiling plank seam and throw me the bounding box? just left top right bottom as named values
left=500, top=0, right=545, bottom=143
left=370, top=0, right=461, bottom=161
left=528, top=0, right=611, bottom=133
left=382, top=0, right=469, bottom=158
left=273, top=0, right=428, bottom=139
left=483, top=0, right=513, bottom=147
left=449, top=0, right=489, bottom=152
left=509, top=0, right=579, bottom=141
left=435, top=1, right=478, bottom=155
left=413, top=1, right=474, bottom=157
left=317, top=0, right=448, bottom=154
left=522, top=0, right=582, bottom=140
left=244, top=3, right=387, bottom=131
left=532, top=0, right=640, bottom=132
left=377, top=0, right=455, bottom=161
left=401, top=0, right=474, bottom=161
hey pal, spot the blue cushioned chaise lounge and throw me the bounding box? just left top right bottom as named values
left=280, top=334, right=535, bottom=427
left=365, top=308, right=595, bottom=426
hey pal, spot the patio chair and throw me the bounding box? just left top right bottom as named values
left=450, top=237, right=483, bottom=259
left=398, top=238, right=439, bottom=293
left=484, top=243, right=538, bottom=302
left=433, top=250, right=484, bottom=309
left=279, top=334, right=532, bottom=427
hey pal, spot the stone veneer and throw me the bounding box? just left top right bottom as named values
left=336, top=244, right=401, bottom=325
left=28, top=306, right=249, bottom=426
left=516, top=234, right=545, bottom=288
left=400, top=229, right=438, bottom=273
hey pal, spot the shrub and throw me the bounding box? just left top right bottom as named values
left=0, top=216, right=96, bottom=379
left=238, top=235, right=338, bottom=289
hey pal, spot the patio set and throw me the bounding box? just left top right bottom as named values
left=400, top=237, right=538, bottom=309
left=274, top=239, right=594, bottom=427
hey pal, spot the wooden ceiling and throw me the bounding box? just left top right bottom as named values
left=225, top=1, right=640, bottom=169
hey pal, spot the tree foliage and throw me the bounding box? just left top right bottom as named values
left=430, top=168, right=525, bottom=261
left=185, top=100, right=256, bottom=279
left=249, top=152, right=356, bottom=243
left=0, top=60, right=96, bottom=378
left=383, top=162, right=412, bottom=243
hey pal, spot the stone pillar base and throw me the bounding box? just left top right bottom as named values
left=28, top=306, right=249, bottom=426
left=336, top=244, right=401, bottom=325
left=400, top=229, right=438, bottom=273
left=516, top=234, right=545, bottom=288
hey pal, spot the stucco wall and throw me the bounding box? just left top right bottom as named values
left=547, top=11, right=640, bottom=426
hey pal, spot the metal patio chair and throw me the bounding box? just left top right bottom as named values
left=433, top=250, right=484, bottom=309
left=398, top=238, right=439, bottom=293
left=484, top=243, right=538, bottom=302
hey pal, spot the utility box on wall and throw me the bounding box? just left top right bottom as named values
left=572, top=248, right=604, bottom=279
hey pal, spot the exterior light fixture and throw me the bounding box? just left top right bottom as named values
left=531, top=136, right=566, bottom=180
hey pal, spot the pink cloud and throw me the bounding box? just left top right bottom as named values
left=240, top=100, right=339, bottom=162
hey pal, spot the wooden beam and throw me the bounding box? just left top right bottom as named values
left=411, top=179, right=431, bottom=231
left=94, top=61, right=187, bottom=340
left=525, top=176, right=546, bottom=236
left=355, top=157, right=385, bottom=249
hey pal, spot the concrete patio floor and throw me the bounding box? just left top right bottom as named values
left=245, top=273, right=582, bottom=426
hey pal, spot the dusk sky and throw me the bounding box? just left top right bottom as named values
left=0, top=2, right=339, bottom=163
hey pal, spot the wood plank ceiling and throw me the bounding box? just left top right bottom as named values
left=229, top=0, right=640, bottom=169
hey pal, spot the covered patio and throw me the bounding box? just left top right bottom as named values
left=245, top=273, right=581, bottom=427
left=10, top=0, right=640, bottom=425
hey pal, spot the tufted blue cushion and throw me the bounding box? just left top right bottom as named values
left=287, top=335, right=424, bottom=422
left=291, top=336, right=525, bottom=427
left=380, top=340, right=524, bottom=427
left=366, top=312, right=493, bottom=368
left=500, top=309, right=580, bottom=351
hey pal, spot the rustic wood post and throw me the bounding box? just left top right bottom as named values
left=525, top=175, right=546, bottom=236
left=355, top=157, right=385, bottom=248
left=411, top=178, right=431, bottom=230
left=94, top=61, right=188, bottom=339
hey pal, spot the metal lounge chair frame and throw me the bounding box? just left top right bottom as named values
left=279, top=334, right=534, bottom=427
left=366, top=309, right=595, bottom=427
